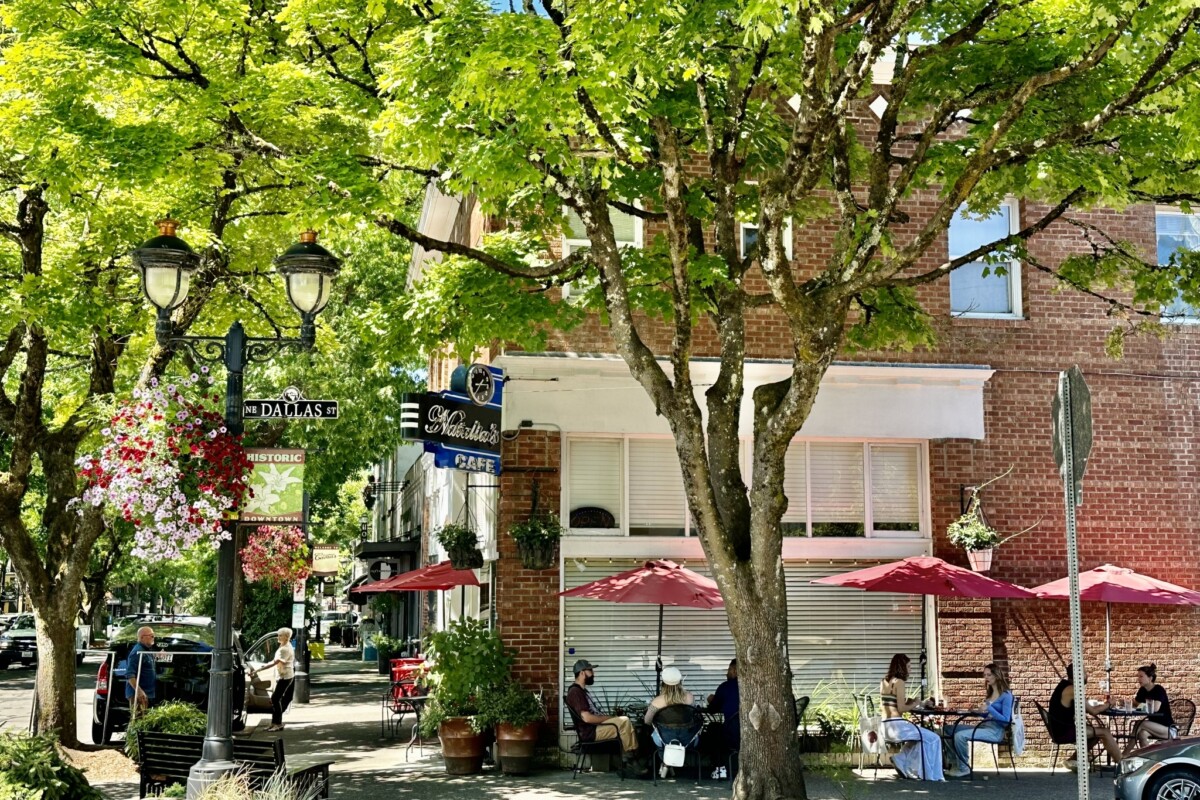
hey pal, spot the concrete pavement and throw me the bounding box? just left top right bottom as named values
left=90, top=649, right=1120, bottom=799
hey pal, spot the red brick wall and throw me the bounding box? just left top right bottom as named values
left=495, top=430, right=563, bottom=732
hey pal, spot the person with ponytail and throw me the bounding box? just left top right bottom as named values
left=1126, top=663, right=1175, bottom=754
left=945, top=663, right=1013, bottom=777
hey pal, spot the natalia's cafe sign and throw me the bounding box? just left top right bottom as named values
left=400, top=364, right=503, bottom=475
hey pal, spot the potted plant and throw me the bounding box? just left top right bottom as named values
left=508, top=513, right=564, bottom=570
left=947, top=497, right=1000, bottom=572
left=475, top=681, right=546, bottom=774
left=373, top=634, right=405, bottom=675
left=419, top=618, right=515, bottom=775
left=435, top=523, right=484, bottom=570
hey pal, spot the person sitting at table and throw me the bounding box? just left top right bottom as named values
left=1126, top=663, right=1175, bottom=754
left=707, top=659, right=739, bottom=752
left=880, top=653, right=945, bottom=781
left=945, top=662, right=1014, bottom=777
left=566, top=659, right=646, bottom=774
left=645, top=666, right=701, bottom=778
left=1048, top=662, right=1122, bottom=769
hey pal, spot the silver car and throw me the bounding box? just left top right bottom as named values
left=1116, top=737, right=1200, bottom=800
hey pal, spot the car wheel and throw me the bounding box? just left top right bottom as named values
left=1147, top=766, right=1200, bottom=800
left=75, top=653, right=85, bottom=666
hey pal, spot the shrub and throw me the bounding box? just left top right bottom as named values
left=0, top=730, right=102, bottom=800
left=474, top=681, right=546, bottom=731
left=419, top=618, right=514, bottom=736
left=125, top=701, right=207, bottom=762
left=196, top=770, right=319, bottom=800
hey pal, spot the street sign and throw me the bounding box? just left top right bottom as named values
left=1052, top=365, right=1092, bottom=507
left=244, top=386, right=338, bottom=420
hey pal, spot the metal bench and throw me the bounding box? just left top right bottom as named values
left=136, top=731, right=332, bottom=798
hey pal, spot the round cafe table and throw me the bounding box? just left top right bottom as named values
left=1099, top=707, right=1150, bottom=752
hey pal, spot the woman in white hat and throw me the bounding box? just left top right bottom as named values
left=645, top=666, right=699, bottom=778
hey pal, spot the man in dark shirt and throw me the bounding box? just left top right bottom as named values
left=708, top=659, right=740, bottom=750
left=564, top=659, right=640, bottom=762
left=125, top=627, right=159, bottom=711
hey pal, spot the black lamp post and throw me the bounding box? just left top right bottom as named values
left=131, top=220, right=339, bottom=799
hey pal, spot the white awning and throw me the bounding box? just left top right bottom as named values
left=495, top=353, right=994, bottom=440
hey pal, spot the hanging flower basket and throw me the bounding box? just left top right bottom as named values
left=77, top=372, right=252, bottom=561
left=447, top=545, right=485, bottom=570
left=515, top=540, right=557, bottom=571
left=241, top=525, right=312, bottom=588
left=436, top=523, right=484, bottom=570
left=967, top=548, right=994, bottom=573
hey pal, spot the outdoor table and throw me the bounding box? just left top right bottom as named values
left=908, top=707, right=985, bottom=744
left=1099, top=707, right=1149, bottom=750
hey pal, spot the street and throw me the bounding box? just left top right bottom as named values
left=0, top=656, right=103, bottom=744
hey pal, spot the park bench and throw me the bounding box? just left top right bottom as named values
left=136, top=731, right=332, bottom=798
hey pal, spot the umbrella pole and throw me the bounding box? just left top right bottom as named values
left=656, top=605, right=664, bottom=682
left=919, top=597, right=928, bottom=693
left=1105, top=603, right=1112, bottom=689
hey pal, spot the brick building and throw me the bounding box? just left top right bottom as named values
left=384, top=176, right=1200, bottom=755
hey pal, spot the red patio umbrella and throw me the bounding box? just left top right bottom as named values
left=353, top=560, right=480, bottom=617
left=558, top=559, right=723, bottom=677
left=812, top=556, right=1036, bottom=687
left=1032, top=564, right=1200, bottom=680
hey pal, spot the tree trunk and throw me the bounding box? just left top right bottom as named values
left=33, top=605, right=80, bottom=746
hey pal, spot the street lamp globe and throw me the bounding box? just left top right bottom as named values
left=131, top=219, right=201, bottom=312
left=274, top=229, right=339, bottom=314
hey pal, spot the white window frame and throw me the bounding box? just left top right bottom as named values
left=1155, top=206, right=1200, bottom=323
left=561, top=206, right=644, bottom=300
left=739, top=219, right=794, bottom=261
left=562, top=434, right=927, bottom=540
left=949, top=198, right=1023, bottom=319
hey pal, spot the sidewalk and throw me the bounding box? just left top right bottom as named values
left=93, top=651, right=1119, bottom=799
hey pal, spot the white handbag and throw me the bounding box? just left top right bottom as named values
left=663, top=741, right=687, bottom=767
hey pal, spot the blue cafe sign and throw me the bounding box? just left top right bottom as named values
left=400, top=364, right=504, bottom=475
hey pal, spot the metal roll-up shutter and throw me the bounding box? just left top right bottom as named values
left=561, top=559, right=922, bottom=727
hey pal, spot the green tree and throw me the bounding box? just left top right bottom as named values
left=0, top=0, right=420, bottom=744
left=311, top=1, right=1200, bottom=797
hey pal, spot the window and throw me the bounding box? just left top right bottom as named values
left=561, top=208, right=642, bottom=299
left=566, top=436, right=924, bottom=539
left=1155, top=208, right=1200, bottom=321
left=739, top=220, right=794, bottom=261
left=948, top=201, right=1022, bottom=317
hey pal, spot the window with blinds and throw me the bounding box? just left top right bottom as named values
left=567, top=439, right=623, bottom=529
left=781, top=442, right=808, bottom=535
left=560, top=559, right=922, bottom=729
left=810, top=443, right=866, bottom=537
left=561, top=207, right=642, bottom=301
left=628, top=439, right=687, bottom=536
left=870, top=445, right=920, bottom=533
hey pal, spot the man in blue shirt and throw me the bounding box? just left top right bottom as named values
left=126, top=627, right=159, bottom=711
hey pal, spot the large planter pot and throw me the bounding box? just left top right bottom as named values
left=967, top=548, right=994, bottom=572
left=377, top=648, right=395, bottom=675
left=439, top=717, right=486, bottom=775
left=447, top=545, right=484, bottom=570
left=515, top=540, right=557, bottom=571
left=495, top=721, right=540, bottom=775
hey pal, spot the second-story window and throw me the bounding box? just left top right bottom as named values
left=739, top=220, right=794, bottom=261
left=948, top=200, right=1022, bottom=318
left=562, top=207, right=642, bottom=300
left=1155, top=207, right=1200, bottom=321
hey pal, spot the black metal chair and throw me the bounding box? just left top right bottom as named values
left=651, top=704, right=703, bottom=784
left=1171, top=698, right=1196, bottom=738
left=1033, top=699, right=1100, bottom=774
left=965, top=696, right=1019, bottom=779
left=562, top=695, right=624, bottom=780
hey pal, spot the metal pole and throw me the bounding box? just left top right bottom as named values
left=1059, top=371, right=1090, bottom=800
left=295, top=493, right=311, bottom=704
left=187, top=322, right=245, bottom=798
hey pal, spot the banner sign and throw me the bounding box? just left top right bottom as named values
left=400, top=364, right=504, bottom=475
left=311, top=544, right=340, bottom=577
left=241, top=448, right=305, bottom=522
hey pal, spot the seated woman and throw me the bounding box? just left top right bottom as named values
left=1049, top=663, right=1122, bottom=768
left=645, top=666, right=701, bottom=777
left=880, top=653, right=944, bottom=781
left=1127, top=663, right=1175, bottom=754
left=945, top=663, right=1014, bottom=777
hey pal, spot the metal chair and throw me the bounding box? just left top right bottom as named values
left=879, top=716, right=927, bottom=779
left=1171, top=698, right=1196, bottom=738
left=965, top=696, right=1019, bottom=779
left=562, top=695, right=624, bottom=780
left=651, top=704, right=703, bottom=784
left=1033, top=700, right=1100, bottom=774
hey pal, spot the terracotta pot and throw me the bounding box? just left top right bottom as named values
left=967, top=548, right=993, bottom=572
left=515, top=541, right=556, bottom=571
left=495, top=721, right=540, bottom=774
left=439, top=717, right=486, bottom=775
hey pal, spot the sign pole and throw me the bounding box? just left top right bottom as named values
left=1053, top=366, right=1093, bottom=800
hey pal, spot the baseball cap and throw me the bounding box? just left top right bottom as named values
left=572, top=659, right=597, bottom=675
left=661, top=666, right=683, bottom=686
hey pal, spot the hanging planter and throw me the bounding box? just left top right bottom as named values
left=509, top=513, right=564, bottom=571
left=77, top=372, right=252, bottom=561
left=435, top=523, right=483, bottom=570
left=967, top=548, right=994, bottom=573
left=241, top=525, right=311, bottom=588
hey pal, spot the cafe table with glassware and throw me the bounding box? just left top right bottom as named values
left=909, top=699, right=986, bottom=742
left=1098, top=699, right=1150, bottom=748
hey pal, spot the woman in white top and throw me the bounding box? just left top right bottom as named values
left=879, top=653, right=944, bottom=781
left=252, top=627, right=296, bottom=731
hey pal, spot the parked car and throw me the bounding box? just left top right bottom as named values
left=1116, top=737, right=1200, bottom=800
left=242, top=631, right=302, bottom=717
left=91, top=620, right=247, bottom=744
left=0, top=613, right=87, bottom=669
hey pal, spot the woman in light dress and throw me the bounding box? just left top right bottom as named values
left=879, top=653, right=945, bottom=781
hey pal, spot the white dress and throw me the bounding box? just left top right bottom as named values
left=881, top=717, right=945, bottom=781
